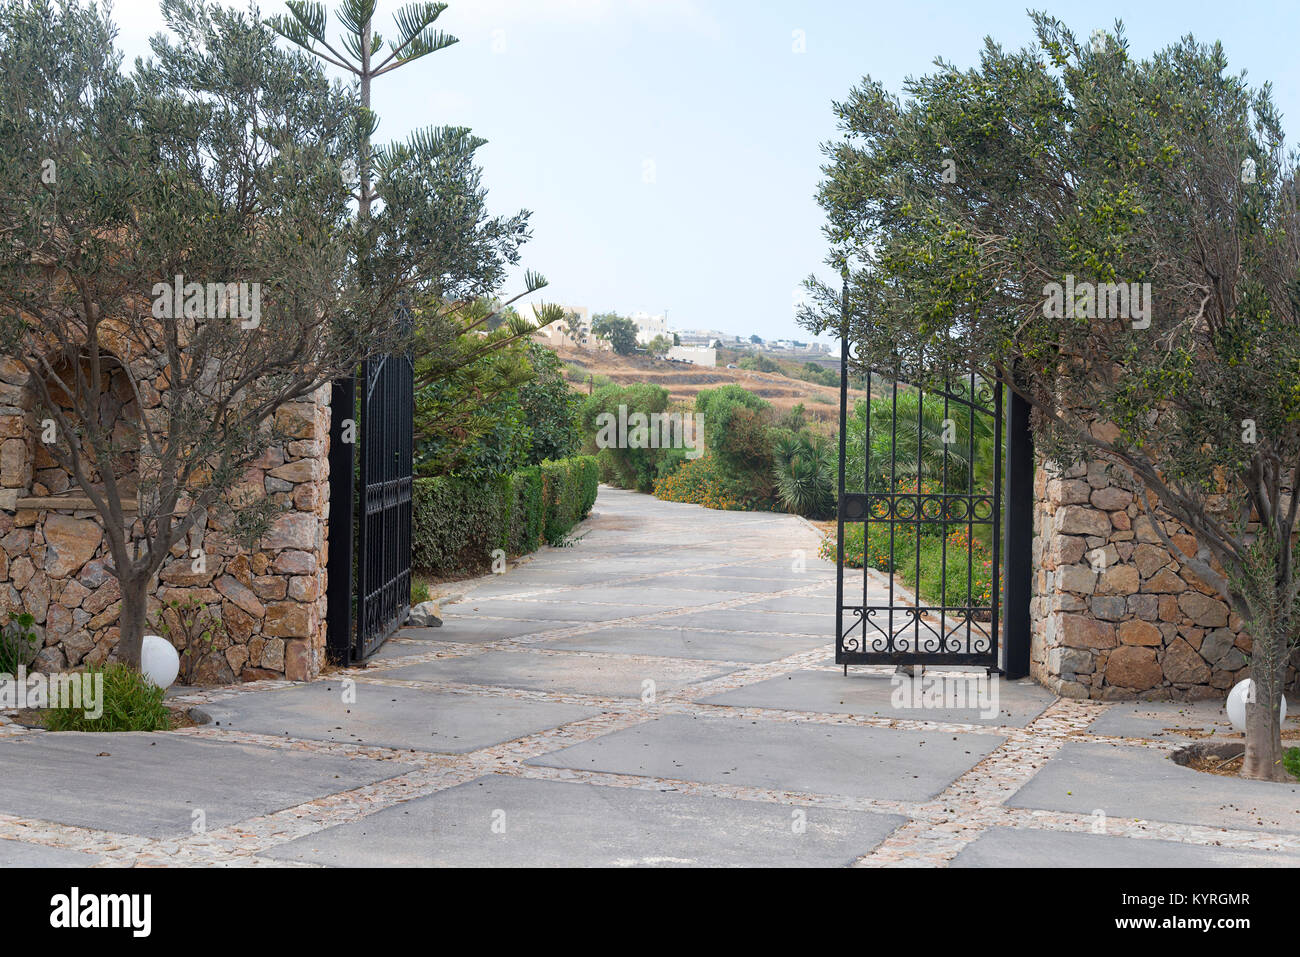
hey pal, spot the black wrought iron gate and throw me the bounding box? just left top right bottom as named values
left=835, top=367, right=1010, bottom=669
left=326, top=318, right=414, bottom=663
left=355, top=346, right=414, bottom=658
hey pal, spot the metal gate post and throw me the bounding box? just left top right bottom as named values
left=325, top=373, right=357, bottom=665
left=1001, top=385, right=1033, bottom=679
left=356, top=356, right=373, bottom=656
left=835, top=276, right=849, bottom=675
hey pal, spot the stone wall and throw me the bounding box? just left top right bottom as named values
left=0, top=353, right=331, bottom=682
left=1031, top=456, right=1299, bottom=700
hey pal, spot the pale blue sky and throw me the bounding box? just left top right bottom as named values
left=107, top=0, right=1300, bottom=342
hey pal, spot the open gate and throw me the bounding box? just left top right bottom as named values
left=834, top=366, right=1007, bottom=670
left=325, top=309, right=414, bottom=663
left=355, top=343, right=414, bottom=658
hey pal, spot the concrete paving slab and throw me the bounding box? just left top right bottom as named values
left=0, top=837, right=104, bottom=866
left=701, top=559, right=822, bottom=577
left=539, top=626, right=828, bottom=663
left=557, top=563, right=703, bottom=578
left=263, top=773, right=905, bottom=867
left=0, top=733, right=401, bottom=837
left=699, top=671, right=1053, bottom=727
left=951, top=826, right=1300, bottom=867
left=528, top=714, right=1005, bottom=801
left=629, top=576, right=799, bottom=595
left=471, top=569, right=611, bottom=586
left=654, top=609, right=832, bottom=636
left=398, top=618, right=585, bottom=644
left=1086, top=700, right=1300, bottom=742
left=473, top=565, right=684, bottom=585
left=381, top=650, right=735, bottom=698
left=454, top=601, right=652, bottom=622
left=747, top=595, right=838, bottom=614
left=201, top=681, right=600, bottom=753
left=370, top=638, right=444, bottom=659
left=451, top=582, right=554, bottom=600
left=1007, top=741, right=1300, bottom=834
left=551, top=586, right=746, bottom=607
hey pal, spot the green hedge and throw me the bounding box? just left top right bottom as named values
left=412, top=456, right=598, bottom=577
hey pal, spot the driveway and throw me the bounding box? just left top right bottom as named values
left=1, top=487, right=1298, bottom=866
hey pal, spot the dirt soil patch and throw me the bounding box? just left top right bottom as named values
left=1171, top=740, right=1300, bottom=780
left=1174, top=742, right=1247, bottom=776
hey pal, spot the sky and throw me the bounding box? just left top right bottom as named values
left=104, top=0, right=1300, bottom=343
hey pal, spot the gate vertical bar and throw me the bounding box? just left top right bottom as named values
left=355, top=356, right=373, bottom=656
left=835, top=276, right=849, bottom=672
left=862, top=368, right=869, bottom=645
left=990, top=379, right=1004, bottom=668
left=325, top=374, right=356, bottom=664
left=1001, top=383, right=1033, bottom=678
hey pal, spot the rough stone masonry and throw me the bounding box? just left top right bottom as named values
left=0, top=352, right=331, bottom=683
left=1031, top=454, right=1300, bottom=700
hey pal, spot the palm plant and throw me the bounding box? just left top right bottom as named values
left=773, top=432, right=836, bottom=518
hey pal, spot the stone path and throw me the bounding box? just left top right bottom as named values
left=1, top=487, right=1298, bottom=866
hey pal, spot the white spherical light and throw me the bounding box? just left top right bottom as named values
left=140, top=634, right=180, bottom=689
left=1226, top=678, right=1287, bottom=733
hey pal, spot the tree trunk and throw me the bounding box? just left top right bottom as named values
left=115, top=574, right=151, bottom=670
left=1241, top=629, right=1290, bottom=781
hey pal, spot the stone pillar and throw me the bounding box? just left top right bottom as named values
left=1031, top=456, right=1266, bottom=700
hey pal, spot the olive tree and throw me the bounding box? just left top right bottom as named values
left=802, top=14, right=1300, bottom=779
left=0, top=0, right=394, bottom=669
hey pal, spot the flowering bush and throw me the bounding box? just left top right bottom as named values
left=654, top=455, right=769, bottom=511
left=944, top=528, right=995, bottom=607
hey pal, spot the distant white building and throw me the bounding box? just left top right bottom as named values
left=522, top=304, right=611, bottom=352
left=667, top=345, right=716, bottom=367
left=630, top=311, right=669, bottom=345
left=676, top=329, right=727, bottom=348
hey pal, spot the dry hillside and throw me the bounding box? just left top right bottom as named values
left=556, top=346, right=864, bottom=430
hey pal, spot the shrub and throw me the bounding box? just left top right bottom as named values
left=519, top=344, right=583, bottom=464
left=416, top=344, right=582, bottom=481
left=694, top=385, right=776, bottom=503
left=411, top=473, right=509, bottom=577
left=43, top=664, right=173, bottom=732
left=412, top=455, right=598, bottom=576
left=150, top=597, right=226, bottom=686
left=0, top=611, right=39, bottom=673
left=580, top=383, right=675, bottom=491
left=505, top=466, right=544, bottom=555
left=571, top=455, right=599, bottom=516
left=798, top=362, right=839, bottom=388
left=537, top=457, right=598, bottom=545
left=777, top=403, right=807, bottom=433
left=737, top=353, right=780, bottom=373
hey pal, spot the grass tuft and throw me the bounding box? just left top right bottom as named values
left=43, top=664, right=173, bottom=732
